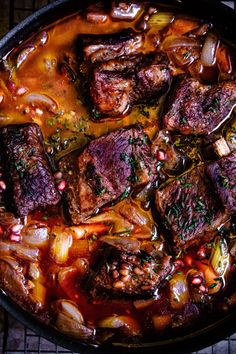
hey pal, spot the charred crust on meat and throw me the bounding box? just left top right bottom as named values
left=59, top=125, right=157, bottom=224
left=206, top=151, right=236, bottom=213
left=0, top=123, right=60, bottom=216
left=162, top=75, right=236, bottom=135
left=77, top=29, right=171, bottom=118
left=155, top=165, right=228, bottom=252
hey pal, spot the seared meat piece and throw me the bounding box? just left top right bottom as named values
left=155, top=166, right=227, bottom=251
left=162, top=76, right=236, bottom=135
left=90, top=53, right=170, bottom=117
left=0, top=124, right=60, bottom=216
left=206, top=151, right=236, bottom=213
left=78, top=30, right=143, bottom=64
left=59, top=126, right=157, bottom=224
left=87, top=243, right=172, bottom=299
left=91, top=71, right=132, bottom=117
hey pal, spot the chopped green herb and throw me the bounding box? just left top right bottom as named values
left=218, top=175, right=229, bottom=188
left=181, top=182, right=193, bottom=188
left=209, top=97, right=220, bottom=113
left=95, top=186, right=106, bottom=196
left=120, top=187, right=130, bottom=200
left=74, top=116, right=89, bottom=133
left=113, top=229, right=131, bottom=236
left=120, top=152, right=127, bottom=161
left=105, top=262, right=110, bottom=273
left=183, top=50, right=192, bottom=59
left=47, top=114, right=61, bottom=127
left=92, top=110, right=102, bottom=119
left=209, top=283, right=217, bottom=289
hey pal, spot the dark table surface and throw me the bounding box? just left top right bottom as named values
left=0, top=1, right=236, bottom=353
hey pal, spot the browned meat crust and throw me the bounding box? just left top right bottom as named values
left=155, top=165, right=227, bottom=251
left=59, top=126, right=157, bottom=224
left=0, top=123, right=60, bottom=216
left=206, top=151, right=236, bottom=213
left=77, top=29, right=144, bottom=64
left=90, top=53, right=171, bottom=117
left=87, top=244, right=172, bottom=299
left=162, top=76, right=236, bottom=135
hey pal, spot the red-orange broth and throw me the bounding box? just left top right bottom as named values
left=0, top=1, right=236, bottom=346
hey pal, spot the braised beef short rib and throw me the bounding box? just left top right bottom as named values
left=0, top=123, right=60, bottom=216
left=90, top=53, right=170, bottom=117
left=206, top=151, right=236, bottom=213
left=78, top=30, right=171, bottom=118
left=162, top=76, right=236, bottom=135
left=155, top=165, right=227, bottom=251
left=59, top=126, right=157, bottom=224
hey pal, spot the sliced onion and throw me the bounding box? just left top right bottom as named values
left=58, top=266, right=77, bottom=290
left=54, top=300, right=94, bottom=339
left=0, top=255, right=21, bottom=271
left=98, top=315, right=141, bottom=335
left=68, top=223, right=111, bottom=240
left=24, top=93, right=58, bottom=112
left=148, top=12, right=174, bottom=30
left=50, top=227, right=72, bottom=264
left=100, top=236, right=140, bottom=252
left=31, top=280, right=47, bottom=306
left=0, top=257, right=28, bottom=297
left=16, top=45, right=35, bottom=69
left=210, top=237, right=230, bottom=278
left=55, top=312, right=94, bottom=339
left=55, top=299, right=84, bottom=323
left=22, top=223, right=49, bottom=247
left=0, top=91, right=4, bottom=104
left=111, top=2, right=142, bottom=20
left=35, top=31, right=48, bottom=47
left=162, top=36, right=201, bottom=51
left=118, top=201, right=149, bottom=226
left=0, top=241, right=39, bottom=261
left=200, top=32, right=218, bottom=67
left=28, top=263, right=42, bottom=280
left=169, top=273, right=189, bottom=310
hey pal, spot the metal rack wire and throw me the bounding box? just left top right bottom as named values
left=1, top=0, right=236, bottom=353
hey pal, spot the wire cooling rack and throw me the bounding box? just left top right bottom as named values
left=0, top=0, right=236, bottom=353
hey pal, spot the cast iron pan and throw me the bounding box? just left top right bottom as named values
left=0, top=0, right=236, bottom=353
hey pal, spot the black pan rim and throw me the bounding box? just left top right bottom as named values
left=0, top=0, right=236, bottom=352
